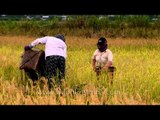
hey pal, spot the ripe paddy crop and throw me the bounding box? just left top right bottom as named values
left=0, top=35, right=160, bottom=105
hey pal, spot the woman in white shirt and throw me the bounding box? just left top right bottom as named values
left=25, top=34, right=67, bottom=91
left=92, top=37, right=115, bottom=84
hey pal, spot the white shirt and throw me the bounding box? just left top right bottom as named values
left=30, top=36, right=67, bottom=59
left=92, top=49, right=113, bottom=68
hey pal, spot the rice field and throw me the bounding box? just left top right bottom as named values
left=0, top=35, right=160, bottom=105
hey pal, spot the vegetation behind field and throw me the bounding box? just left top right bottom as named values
left=1, top=15, right=160, bottom=38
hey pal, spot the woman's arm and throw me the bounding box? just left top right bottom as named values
left=102, top=50, right=113, bottom=70
left=30, top=37, right=47, bottom=47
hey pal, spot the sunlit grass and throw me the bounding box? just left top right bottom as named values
left=0, top=35, right=160, bottom=104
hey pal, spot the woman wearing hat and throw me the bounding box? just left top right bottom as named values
left=92, top=37, right=115, bottom=84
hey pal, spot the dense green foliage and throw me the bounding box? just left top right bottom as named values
left=0, top=15, right=160, bottom=38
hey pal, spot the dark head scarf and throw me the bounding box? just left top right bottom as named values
left=97, top=37, right=108, bottom=52
left=54, top=34, right=65, bottom=42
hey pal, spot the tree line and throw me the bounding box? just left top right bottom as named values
left=0, top=15, right=160, bottom=38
